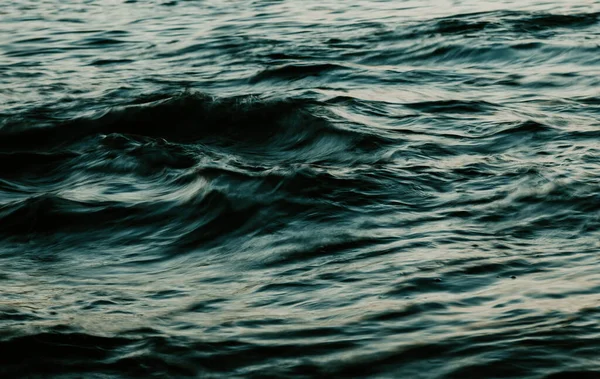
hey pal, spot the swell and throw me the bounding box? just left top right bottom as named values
left=2, top=315, right=599, bottom=379
left=249, top=63, right=350, bottom=83
left=342, top=10, right=600, bottom=66
left=0, top=187, right=268, bottom=250
left=0, top=330, right=255, bottom=378
left=0, top=91, right=397, bottom=258
left=0, top=161, right=394, bottom=252
left=422, top=10, right=599, bottom=36
left=0, top=329, right=359, bottom=378
left=361, top=41, right=600, bottom=66
left=0, top=92, right=387, bottom=160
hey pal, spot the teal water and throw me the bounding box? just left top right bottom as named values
left=1, top=1, right=600, bottom=378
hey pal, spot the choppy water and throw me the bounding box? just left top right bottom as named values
left=1, top=1, right=600, bottom=377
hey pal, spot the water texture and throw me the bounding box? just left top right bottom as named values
left=1, top=1, right=600, bottom=378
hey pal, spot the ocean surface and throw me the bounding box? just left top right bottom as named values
left=1, top=1, right=600, bottom=378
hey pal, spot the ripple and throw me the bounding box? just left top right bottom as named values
left=2, top=0, right=600, bottom=377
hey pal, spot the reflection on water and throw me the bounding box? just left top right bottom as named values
left=1, top=1, right=600, bottom=378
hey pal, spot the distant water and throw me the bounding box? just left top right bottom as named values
left=1, top=1, right=600, bottom=378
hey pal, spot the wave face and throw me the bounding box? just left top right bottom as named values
left=2, top=0, right=600, bottom=378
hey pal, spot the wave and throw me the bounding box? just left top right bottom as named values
left=513, top=12, right=599, bottom=31
left=403, top=100, right=496, bottom=114
left=0, top=92, right=387, bottom=163
left=2, top=327, right=598, bottom=378
left=249, top=63, right=350, bottom=83
left=423, top=11, right=599, bottom=36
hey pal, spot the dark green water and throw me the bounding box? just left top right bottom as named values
left=1, top=1, right=600, bottom=377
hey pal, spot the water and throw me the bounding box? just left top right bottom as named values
left=1, top=1, right=600, bottom=377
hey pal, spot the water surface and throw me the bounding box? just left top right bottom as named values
left=1, top=1, right=600, bottom=378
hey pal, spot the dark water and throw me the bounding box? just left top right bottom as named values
left=1, top=1, right=600, bottom=377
